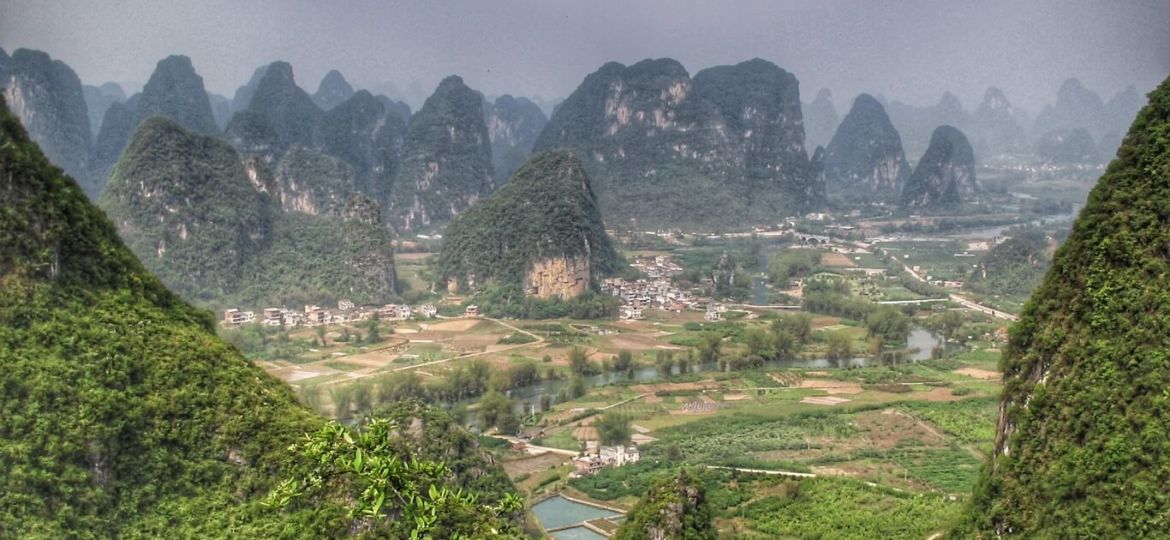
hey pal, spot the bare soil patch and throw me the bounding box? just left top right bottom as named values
left=798, top=379, right=863, bottom=395
left=955, top=368, right=1000, bottom=380
left=800, top=396, right=852, bottom=406
left=427, top=319, right=481, bottom=332
left=856, top=409, right=946, bottom=449
left=821, top=252, right=857, bottom=267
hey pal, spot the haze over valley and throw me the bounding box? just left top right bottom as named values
left=1, top=2, right=1169, bottom=538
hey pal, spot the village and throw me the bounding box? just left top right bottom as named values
left=221, top=301, right=479, bottom=328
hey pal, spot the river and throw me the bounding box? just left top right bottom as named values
left=500, top=328, right=943, bottom=411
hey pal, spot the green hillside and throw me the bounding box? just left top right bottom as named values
left=0, top=96, right=519, bottom=538
left=960, top=76, right=1170, bottom=537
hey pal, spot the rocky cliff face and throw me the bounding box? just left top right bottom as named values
left=2, top=49, right=94, bottom=197
left=823, top=93, right=909, bottom=201
left=93, top=56, right=223, bottom=195
left=388, top=75, right=494, bottom=231
left=312, top=69, right=355, bottom=111
left=534, top=57, right=816, bottom=229
left=436, top=149, right=617, bottom=303
left=962, top=74, right=1170, bottom=538
left=320, top=90, right=407, bottom=200
left=485, top=94, right=547, bottom=182
left=901, top=125, right=977, bottom=208
left=134, top=55, right=218, bottom=134
left=224, top=64, right=408, bottom=227
left=803, top=88, right=839, bottom=150
left=525, top=256, right=590, bottom=300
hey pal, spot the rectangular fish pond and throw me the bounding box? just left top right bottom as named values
left=532, top=495, right=624, bottom=538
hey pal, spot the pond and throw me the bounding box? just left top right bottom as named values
left=531, top=495, right=621, bottom=531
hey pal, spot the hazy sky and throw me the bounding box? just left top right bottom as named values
left=2, top=0, right=1167, bottom=112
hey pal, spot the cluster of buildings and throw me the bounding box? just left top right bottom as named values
left=604, top=277, right=695, bottom=318
left=602, top=255, right=738, bottom=321
left=222, top=300, right=439, bottom=328
left=570, top=445, right=641, bottom=477
left=628, top=254, right=684, bottom=279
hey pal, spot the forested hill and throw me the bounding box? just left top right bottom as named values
left=436, top=149, right=619, bottom=307
left=959, top=75, right=1170, bottom=537
left=0, top=95, right=520, bottom=538
left=100, top=116, right=398, bottom=308
left=0, top=92, right=322, bottom=536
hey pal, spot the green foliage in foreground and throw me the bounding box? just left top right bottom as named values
left=0, top=96, right=516, bottom=538
left=267, top=416, right=522, bottom=539
left=960, top=76, right=1170, bottom=537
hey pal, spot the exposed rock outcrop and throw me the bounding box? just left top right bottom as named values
left=525, top=256, right=590, bottom=300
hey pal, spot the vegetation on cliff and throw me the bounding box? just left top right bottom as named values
left=534, top=58, right=817, bottom=229
left=100, top=116, right=396, bottom=308
left=0, top=95, right=520, bottom=538
left=436, top=149, right=619, bottom=316
left=959, top=76, right=1170, bottom=537
left=613, top=469, right=717, bottom=540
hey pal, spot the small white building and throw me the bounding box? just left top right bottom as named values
left=222, top=309, right=255, bottom=326
left=417, top=304, right=437, bottom=318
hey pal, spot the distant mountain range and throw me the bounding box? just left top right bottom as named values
left=2, top=45, right=1150, bottom=238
